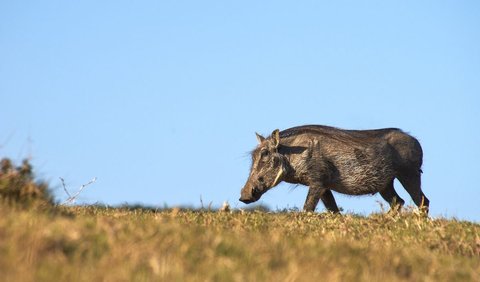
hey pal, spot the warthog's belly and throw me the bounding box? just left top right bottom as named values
left=328, top=145, right=395, bottom=195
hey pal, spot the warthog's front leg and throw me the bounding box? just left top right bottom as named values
left=303, top=185, right=326, bottom=212
left=320, top=190, right=340, bottom=213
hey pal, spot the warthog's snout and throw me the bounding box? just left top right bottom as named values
left=239, top=197, right=254, bottom=204
left=239, top=184, right=262, bottom=204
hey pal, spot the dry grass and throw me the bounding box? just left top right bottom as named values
left=1, top=159, right=476, bottom=281
left=0, top=205, right=479, bottom=282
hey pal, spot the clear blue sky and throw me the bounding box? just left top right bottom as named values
left=1, top=1, right=479, bottom=221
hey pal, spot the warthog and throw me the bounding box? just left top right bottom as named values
left=239, top=125, right=429, bottom=213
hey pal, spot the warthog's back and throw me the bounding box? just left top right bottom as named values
left=280, top=125, right=402, bottom=145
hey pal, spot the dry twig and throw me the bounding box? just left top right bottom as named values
left=60, top=177, right=97, bottom=205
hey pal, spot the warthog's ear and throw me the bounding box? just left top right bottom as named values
left=271, top=129, right=280, bottom=148
left=256, top=132, right=266, bottom=144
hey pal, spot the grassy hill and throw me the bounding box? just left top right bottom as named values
left=0, top=158, right=478, bottom=281
left=0, top=205, right=479, bottom=282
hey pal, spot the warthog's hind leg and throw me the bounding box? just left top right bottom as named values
left=398, top=172, right=430, bottom=214
left=379, top=180, right=405, bottom=213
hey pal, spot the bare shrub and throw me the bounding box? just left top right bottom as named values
left=0, top=158, right=53, bottom=207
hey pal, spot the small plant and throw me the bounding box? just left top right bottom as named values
left=0, top=158, right=53, bottom=207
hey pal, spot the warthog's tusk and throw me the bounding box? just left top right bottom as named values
left=272, top=168, right=284, bottom=187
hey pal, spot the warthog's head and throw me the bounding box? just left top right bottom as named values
left=239, top=129, right=288, bottom=204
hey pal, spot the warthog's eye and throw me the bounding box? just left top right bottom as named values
left=260, top=150, right=270, bottom=159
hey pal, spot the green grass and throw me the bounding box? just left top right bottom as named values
left=0, top=205, right=479, bottom=282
